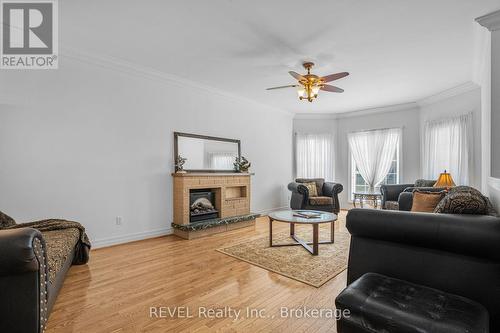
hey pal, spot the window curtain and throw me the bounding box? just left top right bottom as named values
left=295, top=133, right=334, bottom=180
left=423, top=113, right=472, bottom=185
left=348, top=128, right=401, bottom=189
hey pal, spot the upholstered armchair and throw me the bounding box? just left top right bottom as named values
left=288, top=178, right=343, bottom=214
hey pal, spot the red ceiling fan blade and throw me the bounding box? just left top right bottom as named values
left=321, top=72, right=349, bottom=83
left=288, top=71, right=306, bottom=81
left=266, top=84, right=298, bottom=90
left=320, top=85, right=344, bottom=93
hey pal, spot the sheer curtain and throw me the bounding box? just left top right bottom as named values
left=295, top=133, right=334, bottom=180
left=348, top=128, right=401, bottom=189
left=423, top=113, right=472, bottom=185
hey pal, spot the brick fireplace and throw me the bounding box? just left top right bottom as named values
left=172, top=173, right=258, bottom=239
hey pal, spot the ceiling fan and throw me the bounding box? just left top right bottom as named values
left=266, top=62, right=349, bottom=102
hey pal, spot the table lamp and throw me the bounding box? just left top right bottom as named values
left=434, top=170, right=456, bottom=189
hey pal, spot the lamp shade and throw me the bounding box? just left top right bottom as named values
left=434, top=170, right=456, bottom=188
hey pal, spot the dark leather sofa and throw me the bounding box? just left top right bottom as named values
left=288, top=178, right=343, bottom=214
left=0, top=227, right=82, bottom=333
left=343, top=208, right=500, bottom=332
left=380, top=179, right=438, bottom=210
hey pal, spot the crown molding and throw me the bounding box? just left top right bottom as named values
left=294, top=102, right=418, bottom=120
left=60, top=47, right=293, bottom=117
left=416, top=81, right=479, bottom=107
left=476, top=9, right=500, bottom=31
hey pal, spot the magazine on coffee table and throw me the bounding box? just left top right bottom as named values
left=293, top=211, right=322, bottom=219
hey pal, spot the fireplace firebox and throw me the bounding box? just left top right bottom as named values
left=189, top=189, right=218, bottom=222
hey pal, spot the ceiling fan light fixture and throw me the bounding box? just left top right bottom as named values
left=311, top=85, right=321, bottom=96
left=266, top=62, right=349, bottom=103
left=297, top=86, right=306, bottom=100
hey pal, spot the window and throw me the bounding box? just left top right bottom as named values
left=295, top=133, right=334, bottom=180
left=347, top=127, right=401, bottom=200
left=351, top=146, right=399, bottom=198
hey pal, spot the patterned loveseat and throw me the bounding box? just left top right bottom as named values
left=0, top=211, right=90, bottom=333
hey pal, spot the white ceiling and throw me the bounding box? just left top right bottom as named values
left=62, top=0, right=500, bottom=113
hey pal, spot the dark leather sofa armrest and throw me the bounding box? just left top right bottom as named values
left=0, top=228, right=44, bottom=276
left=322, top=182, right=343, bottom=197
left=380, top=184, right=414, bottom=203
left=398, top=192, right=414, bottom=211
left=288, top=182, right=309, bottom=196
left=346, top=209, right=500, bottom=260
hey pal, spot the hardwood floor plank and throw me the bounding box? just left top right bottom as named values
left=45, top=215, right=348, bottom=333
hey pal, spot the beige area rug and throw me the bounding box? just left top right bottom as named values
left=217, top=212, right=350, bottom=288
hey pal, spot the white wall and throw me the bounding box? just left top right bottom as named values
left=419, top=86, right=482, bottom=188
left=492, top=31, right=500, bottom=179
left=0, top=57, right=293, bottom=247
left=293, top=104, right=421, bottom=207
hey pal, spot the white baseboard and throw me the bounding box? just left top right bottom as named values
left=92, top=207, right=288, bottom=248
left=92, top=227, right=173, bottom=249
left=256, top=206, right=289, bottom=216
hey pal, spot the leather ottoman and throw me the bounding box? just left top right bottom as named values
left=335, top=273, right=489, bottom=333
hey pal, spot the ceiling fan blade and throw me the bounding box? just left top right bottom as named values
left=321, top=85, right=344, bottom=93
left=266, top=84, right=297, bottom=90
left=321, top=72, right=349, bottom=83
left=288, top=71, right=306, bottom=81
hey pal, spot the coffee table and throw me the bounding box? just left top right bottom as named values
left=268, top=210, right=337, bottom=255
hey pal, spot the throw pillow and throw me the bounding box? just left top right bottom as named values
left=302, top=182, right=318, bottom=197
left=0, top=210, right=16, bottom=228
left=296, top=178, right=324, bottom=196
left=411, top=190, right=446, bottom=213
left=434, top=186, right=495, bottom=215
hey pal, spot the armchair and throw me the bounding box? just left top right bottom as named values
left=287, top=178, right=343, bottom=214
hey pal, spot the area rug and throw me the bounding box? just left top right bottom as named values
left=216, top=212, right=350, bottom=287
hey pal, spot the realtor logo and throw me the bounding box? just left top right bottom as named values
left=0, top=0, right=58, bottom=69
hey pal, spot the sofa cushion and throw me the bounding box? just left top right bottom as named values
left=434, top=186, right=497, bottom=216
left=335, top=272, right=489, bottom=333
left=0, top=210, right=16, bottom=228
left=42, top=228, right=80, bottom=283
left=296, top=178, right=324, bottom=196
left=414, top=179, right=437, bottom=187
left=411, top=190, right=446, bottom=213
left=309, top=196, right=333, bottom=206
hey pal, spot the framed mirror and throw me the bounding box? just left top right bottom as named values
left=174, top=132, right=241, bottom=172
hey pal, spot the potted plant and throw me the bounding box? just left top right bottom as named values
left=234, top=156, right=251, bottom=173
left=175, top=155, right=187, bottom=173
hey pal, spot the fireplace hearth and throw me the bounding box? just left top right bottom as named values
left=190, top=189, right=218, bottom=222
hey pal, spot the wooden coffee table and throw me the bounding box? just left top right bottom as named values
left=268, top=210, right=337, bottom=255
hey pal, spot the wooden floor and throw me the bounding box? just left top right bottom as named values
left=45, top=215, right=348, bottom=333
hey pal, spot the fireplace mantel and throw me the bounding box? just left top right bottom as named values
left=172, top=172, right=255, bottom=177
left=171, top=172, right=257, bottom=239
